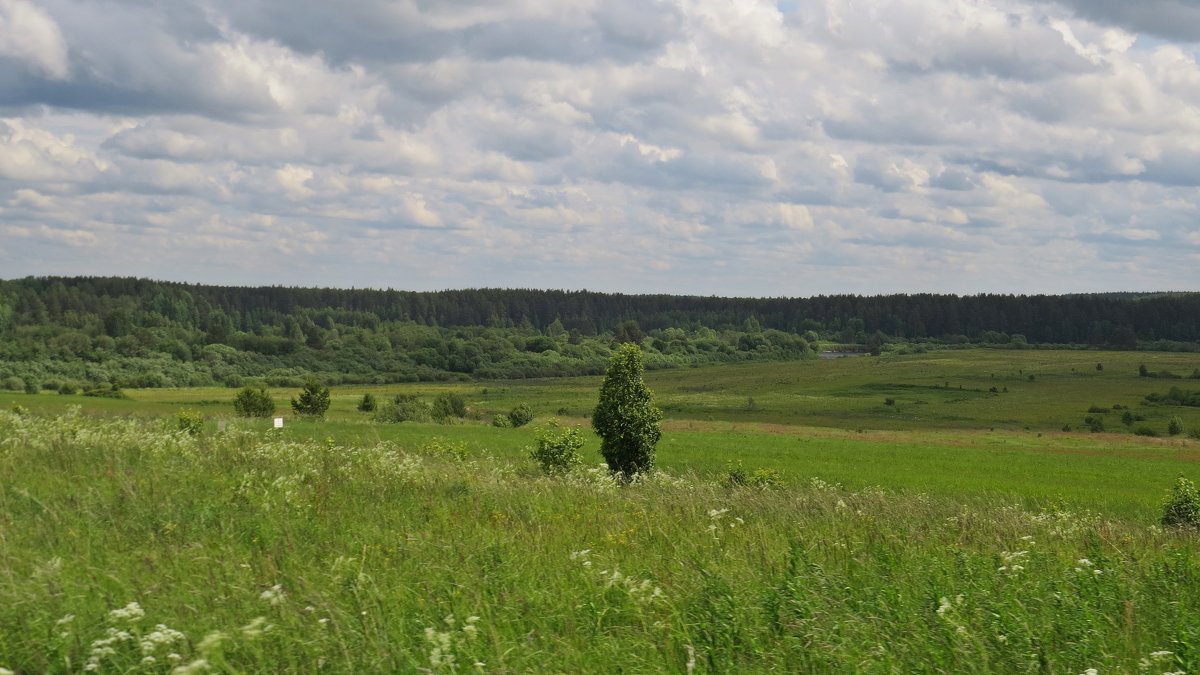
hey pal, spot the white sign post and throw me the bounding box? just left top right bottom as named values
left=273, top=417, right=284, bottom=429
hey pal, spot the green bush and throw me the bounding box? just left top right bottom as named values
left=1, top=376, right=24, bottom=391
left=1161, top=476, right=1200, bottom=527
left=1167, top=416, right=1184, bottom=436
left=58, top=382, right=78, bottom=395
left=492, top=414, right=512, bottom=428
left=376, top=394, right=430, bottom=423
left=508, top=403, right=534, bottom=428
left=1134, top=426, right=1158, bottom=437
left=291, top=380, right=331, bottom=418
left=432, top=392, right=467, bottom=424
left=83, top=384, right=128, bottom=399
left=725, top=461, right=781, bottom=488
left=233, top=387, right=276, bottom=418
left=23, top=379, right=39, bottom=395
left=529, top=421, right=585, bottom=475
left=357, top=393, right=377, bottom=412
left=1084, top=415, right=1104, bottom=433
left=175, top=409, right=203, bottom=435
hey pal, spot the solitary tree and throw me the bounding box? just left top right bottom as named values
left=592, top=343, right=663, bottom=479
left=291, top=379, right=331, bottom=418
left=233, top=387, right=275, bottom=418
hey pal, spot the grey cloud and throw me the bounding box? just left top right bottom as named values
left=1039, top=0, right=1200, bottom=41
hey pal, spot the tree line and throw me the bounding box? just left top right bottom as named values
left=0, top=277, right=1196, bottom=389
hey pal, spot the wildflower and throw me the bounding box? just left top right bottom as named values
left=936, top=597, right=953, bottom=616
left=56, top=614, right=75, bottom=626
left=259, top=584, right=286, bottom=605
left=108, top=601, right=145, bottom=622
left=570, top=549, right=592, bottom=567
left=140, top=623, right=186, bottom=654
left=1, top=667, right=14, bottom=675
left=171, top=657, right=210, bottom=674
left=1080, top=668, right=1098, bottom=675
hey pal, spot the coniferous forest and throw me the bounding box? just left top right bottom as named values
left=0, top=277, right=1196, bottom=390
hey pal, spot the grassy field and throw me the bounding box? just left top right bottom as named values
left=3, top=348, right=1200, bottom=672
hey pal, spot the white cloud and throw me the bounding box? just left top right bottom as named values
left=0, top=0, right=69, bottom=79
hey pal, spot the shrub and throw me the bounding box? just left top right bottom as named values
left=432, top=392, right=467, bottom=423
left=508, top=403, right=534, bottom=428
left=10, top=403, right=28, bottom=416
left=725, top=461, right=780, bottom=488
left=357, top=393, right=377, bottom=412
left=1190, top=428, right=1200, bottom=440
left=1134, top=426, right=1158, bottom=437
left=1096, top=362, right=1103, bottom=371
left=291, top=380, right=331, bottom=418
left=492, top=414, right=512, bottom=428
left=58, top=382, right=78, bottom=395
left=233, top=387, right=276, bottom=418
left=1087, top=406, right=1110, bottom=414
left=376, top=394, right=430, bottom=423
left=1161, top=476, right=1200, bottom=527
left=1168, top=417, right=1185, bottom=436
left=1083, top=415, right=1104, bottom=433
left=23, top=379, right=39, bottom=395
left=529, top=421, right=586, bottom=475
left=1, top=376, right=25, bottom=391
left=83, top=384, right=128, bottom=399
left=176, top=409, right=203, bottom=435
left=884, top=397, right=896, bottom=405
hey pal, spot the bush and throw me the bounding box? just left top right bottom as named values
left=357, top=393, right=377, bottom=412
left=1161, top=476, right=1200, bottom=527
left=1, top=376, right=24, bottom=391
left=1087, top=406, right=1110, bottom=414
left=725, top=461, right=781, bottom=488
left=1134, top=426, right=1158, bottom=437
left=492, top=414, right=512, bottom=428
left=233, top=387, right=276, bottom=418
left=508, top=403, right=534, bottom=428
left=529, top=421, right=586, bottom=475
left=83, top=384, right=128, bottom=399
left=58, top=382, right=78, bottom=395
left=176, top=409, right=203, bottom=435
left=376, top=394, right=430, bottom=423
left=884, top=397, right=896, bottom=405
left=291, top=380, right=331, bottom=418
left=23, top=379, right=39, bottom=395
left=1168, top=417, right=1185, bottom=436
left=1083, top=415, right=1104, bottom=433
left=432, top=392, right=467, bottom=423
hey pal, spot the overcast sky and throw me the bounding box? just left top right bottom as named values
left=1, top=0, right=1199, bottom=296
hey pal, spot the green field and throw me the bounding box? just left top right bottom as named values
left=3, top=348, right=1200, bottom=672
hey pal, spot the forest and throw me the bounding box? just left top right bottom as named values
left=0, top=277, right=1197, bottom=390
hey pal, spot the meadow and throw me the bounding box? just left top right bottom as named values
left=2, top=348, right=1200, bottom=672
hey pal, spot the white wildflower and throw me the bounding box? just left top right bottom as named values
left=1080, top=668, right=1098, bottom=675
left=241, top=616, right=271, bottom=639
left=140, top=623, right=186, bottom=654
left=171, top=657, right=210, bottom=674
left=108, top=601, right=145, bottom=622
left=259, top=584, right=286, bottom=606
left=55, top=613, right=75, bottom=626
left=936, top=597, right=953, bottom=616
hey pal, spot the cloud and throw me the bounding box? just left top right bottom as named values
left=0, top=0, right=1197, bottom=295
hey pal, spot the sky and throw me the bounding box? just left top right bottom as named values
left=1, top=0, right=1199, bottom=297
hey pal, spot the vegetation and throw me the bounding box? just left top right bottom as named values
left=290, top=380, right=330, bottom=418
left=528, top=420, right=586, bottom=475
left=232, top=387, right=275, bottom=418
left=376, top=394, right=431, bottom=423
left=593, top=344, right=663, bottom=479
left=1161, top=476, right=1200, bottom=528
left=357, top=393, right=377, bottom=412
left=507, top=403, right=533, bottom=428
left=2, top=410, right=1199, bottom=673
left=431, top=392, right=467, bottom=424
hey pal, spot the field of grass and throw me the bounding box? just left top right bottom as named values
left=3, top=348, right=1200, bottom=672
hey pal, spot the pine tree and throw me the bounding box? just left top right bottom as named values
left=291, top=380, right=330, bottom=418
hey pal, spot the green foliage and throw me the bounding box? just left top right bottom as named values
left=357, top=393, right=377, bottom=412
left=57, top=382, right=77, bottom=395
left=83, top=384, right=128, bottom=399
left=1096, top=362, right=1103, bottom=371
left=724, top=461, right=781, bottom=488
left=175, top=409, right=203, bottom=435
left=431, top=392, right=467, bottom=423
left=1084, top=415, right=1104, bottom=433
left=232, top=387, right=275, bottom=418
left=1161, top=476, right=1200, bottom=527
left=1168, top=416, right=1185, bottom=436
left=1146, top=387, right=1200, bottom=407
left=291, top=380, right=331, bottom=418
left=592, top=343, right=663, bottom=478
left=10, top=403, right=28, bottom=416
left=1135, top=426, right=1158, bottom=437
left=23, top=379, right=39, bottom=395
left=507, top=403, right=533, bottom=428
left=376, top=394, right=431, bottom=423
left=1, top=376, right=24, bottom=391
left=529, top=420, right=586, bottom=475
left=492, top=414, right=512, bottom=428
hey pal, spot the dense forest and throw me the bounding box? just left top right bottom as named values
left=0, top=277, right=1196, bottom=390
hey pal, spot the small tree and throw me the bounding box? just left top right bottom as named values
left=1162, top=476, right=1200, bottom=528
left=592, top=343, right=663, bottom=479
left=357, top=393, right=377, bottom=412
left=233, top=387, right=275, bottom=418
left=23, top=379, right=39, bottom=395
left=291, top=380, right=331, bottom=418
left=529, top=420, right=585, bottom=475
left=376, top=394, right=430, bottom=423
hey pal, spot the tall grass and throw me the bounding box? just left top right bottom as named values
left=1, top=409, right=1198, bottom=673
